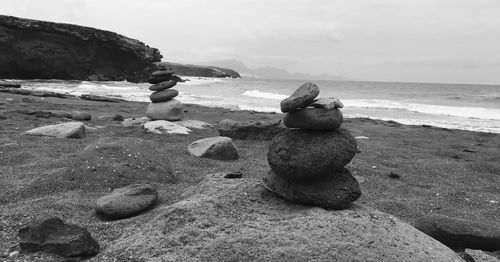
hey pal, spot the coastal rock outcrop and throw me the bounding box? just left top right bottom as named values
left=94, top=174, right=464, bottom=262
left=0, top=15, right=161, bottom=82
left=158, top=62, right=240, bottom=78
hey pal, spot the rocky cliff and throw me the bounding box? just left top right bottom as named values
left=0, top=15, right=162, bottom=82
left=158, top=62, right=240, bottom=78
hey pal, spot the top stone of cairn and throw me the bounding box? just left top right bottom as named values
left=280, top=82, right=319, bottom=113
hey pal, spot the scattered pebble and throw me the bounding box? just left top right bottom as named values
left=389, top=172, right=401, bottom=179
left=112, top=114, right=124, bottom=121
left=224, top=172, right=243, bottom=179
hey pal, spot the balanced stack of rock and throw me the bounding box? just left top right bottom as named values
left=263, top=82, right=361, bottom=209
left=146, top=65, right=183, bottom=121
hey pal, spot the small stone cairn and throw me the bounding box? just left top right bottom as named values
left=146, top=65, right=184, bottom=121
left=263, top=82, right=361, bottom=209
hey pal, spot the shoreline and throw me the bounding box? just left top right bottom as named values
left=0, top=89, right=499, bottom=260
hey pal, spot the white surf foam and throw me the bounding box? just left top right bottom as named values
left=242, top=90, right=288, bottom=100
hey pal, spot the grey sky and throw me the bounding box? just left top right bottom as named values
left=2, top=0, right=500, bottom=84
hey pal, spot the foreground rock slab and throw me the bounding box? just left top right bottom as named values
left=415, top=214, right=500, bottom=251
left=218, top=119, right=286, bottom=140
left=188, top=136, right=239, bottom=160
left=64, top=137, right=176, bottom=190
left=143, top=120, right=191, bottom=134
left=95, top=174, right=463, bottom=261
left=18, top=217, right=99, bottom=258
left=24, top=122, right=86, bottom=139
left=95, top=184, right=158, bottom=219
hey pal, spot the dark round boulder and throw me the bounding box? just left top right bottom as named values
left=64, top=137, right=176, bottom=190
left=263, top=168, right=361, bottom=209
left=267, top=128, right=357, bottom=180
left=150, top=89, right=179, bottom=103
left=283, top=108, right=343, bottom=130
left=149, top=80, right=177, bottom=91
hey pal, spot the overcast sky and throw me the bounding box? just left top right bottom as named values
left=2, top=0, right=499, bottom=84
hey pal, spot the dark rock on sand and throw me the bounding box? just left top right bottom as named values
left=95, top=184, right=158, bottom=219
left=112, top=114, right=124, bottom=121
left=149, top=80, right=177, bottom=92
left=311, top=97, right=344, bottom=110
left=70, top=110, right=91, bottom=121
left=188, top=136, right=239, bottom=160
left=415, top=214, right=500, bottom=251
left=283, top=107, right=343, bottom=130
left=263, top=168, right=361, bottom=209
left=146, top=99, right=183, bottom=121
left=24, top=122, right=86, bottom=139
left=0, top=15, right=161, bottom=82
left=268, top=128, right=358, bottom=180
left=18, top=217, right=99, bottom=258
left=64, top=137, right=176, bottom=190
left=80, top=94, right=125, bottom=103
left=280, top=82, right=319, bottom=112
left=217, top=119, right=286, bottom=140
left=150, top=89, right=179, bottom=103
left=93, top=174, right=463, bottom=262
left=148, top=75, right=175, bottom=84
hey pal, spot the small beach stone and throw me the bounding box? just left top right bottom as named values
left=283, top=108, right=343, bottom=130
left=188, top=136, right=239, bottom=160
left=18, top=217, right=99, bottom=258
left=414, top=214, right=500, bottom=251
left=151, top=69, right=175, bottom=77
left=112, top=114, right=124, bottom=121
left=311, top=97, right=344, bottom=110
left=70, top=110, right=92, bottom=121
left=24, top=122, right=86, bottom=139
left=150, top=89, right=179, bottom=103
left=143, top=120, right=191, bottom=135
left=146, top=99, right=183, bottom=121
left=95, top=184, right=158, bottom=219
left=280, top=82, right=319, bottom=112
left=263, top=168, right=361, bottom=209
left=268, top=128, right=358, bottom=180
left=148, top=75, right=175, bottom=85
left=149, top=80, right=177, bottom=92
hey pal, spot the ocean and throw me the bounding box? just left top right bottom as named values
left=4, top=78, right=500, bottom=133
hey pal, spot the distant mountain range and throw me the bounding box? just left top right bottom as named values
left=196, top=59, right=347, bottom=81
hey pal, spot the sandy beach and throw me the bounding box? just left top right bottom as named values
left=0, top=90, right=499, bottom=261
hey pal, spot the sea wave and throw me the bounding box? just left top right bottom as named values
left=343, top=99, right=500, bottom=120
left=242, top=90, right=288, bottom=100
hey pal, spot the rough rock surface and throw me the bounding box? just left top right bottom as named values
left=64, top=137, right=176, bottom=190
left=146, top=99, right=183, bottom=121
left=268, top=128, right=358, bottom=180
left=465, top=249, right=500, bottom=262
left=70, top=110, right=92, bottom=121
left=150, top=89, right=179, bottom=103
left=280, top=82, right=319, bottom=112
left=188, top=136, right=239, bottom=160
left=18, top=217, right=99, bottom=258
left=93, top=174, right=464, bottom=262
left=218, top=119, right=286, bottom=140
left=284, top=107, right=343, bottom=130
left=263, top=168, right=361, bottom=209
left=415, top=214, right=500, bottom=251
left=95, top=184, right=158, bottom=219
left=311, top=97, right=344, bottom=110
left=0, top=15, right=161, bottom=82
left=24, top=122, right=86, bottom=138
left=143, top=120, right=191, bottom=135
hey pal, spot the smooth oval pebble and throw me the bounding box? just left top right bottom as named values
left=150, top=89, right=179, bottom=103
left=148, top=75, right=175, bottom=84
left=263, top=168, right=361, bottom=209
left=95, top=184, right=158, bottom=218
left=284, top=108, right=343, bottom=130
left=280, top=82, right=319, bottom=112
left=152, top=70, right=175, bottom=77
left=267, top=128, right=357, bottom=180
left=149, top=80, right=177, bottom=91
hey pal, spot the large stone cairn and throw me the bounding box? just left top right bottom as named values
left=263, top=82, right=361, bottom=209
left=146, top=65, right=183, bottom=121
